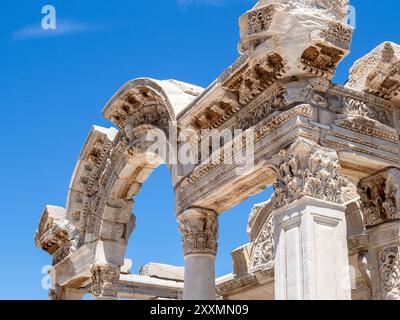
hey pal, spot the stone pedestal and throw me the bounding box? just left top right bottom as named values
left=178, top=208, right=218, bottom=300
left=274, top=196, right=351, bottom=300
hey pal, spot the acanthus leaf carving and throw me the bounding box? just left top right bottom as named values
left=274, top=143, right=355, bottom=208
left=178, top=208, right=218, bottom=256
left=357, top=167, right=400, bottom=228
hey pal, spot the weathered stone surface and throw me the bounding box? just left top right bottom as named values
left=346, top=42, right=400, bottom=102
left=239, top=0, right=352, bottom=80
left=35, top=206, right=70, bottom=255
left=139, top=263, right=184, bottom=282
left=358, top=167, right=400, bottom=228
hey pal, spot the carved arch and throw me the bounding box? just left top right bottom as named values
left=56, top=79, right=202, bottom=288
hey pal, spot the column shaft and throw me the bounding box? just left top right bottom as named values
left=184, top=255, right=216, bottom=300
left=178, top=208, right=218, bottom=300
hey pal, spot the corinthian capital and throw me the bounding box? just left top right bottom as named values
left=357, top=167, right=400, bottom=228
left=90, top=263, right=120, bottom=299
left=178, top=208, right=218, bottom=257
left=273, top=140, right=356, bottom=208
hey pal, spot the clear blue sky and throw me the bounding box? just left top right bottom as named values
left=0, top=0, right=398, bottom=300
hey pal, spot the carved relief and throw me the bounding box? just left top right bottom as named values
left=192, top=53, right=285, bottom=129
left=235, top=93, right=284, bottom=131
left=124, top=103, right=171, bottom=134
left=90, top=263, right=120, bottom=298
left=358, top=168, right=400, bottom=228
left=274, top=144, right=352, bottom=207
left=250, top=213, right=274, bottom=272
left=347, top=42, right=400, bottom=101
left=364, top=43, right=400, bottom=100
left=191, top=92, right=240, bottom=130
left=178, top=209, right=218, bottom=256
left=105, top=83, right=174, bottom=130
left=179, top=104, right=312, bottom=193
left=223, top=52, right=285, bottom=106
left=343, top=96, right=392, bottom=126
left=247, top=5, right=274, bottom=36
left=35, top=206, right=71, bottom=259
left=379, top=246, right=400, bottom=300
left=320, top=22, right=353, bottom=50
left=301, top=44, right=345, bottom=78
left=52, top=232, right=84, bottom=265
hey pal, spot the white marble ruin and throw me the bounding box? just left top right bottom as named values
left=35, top=0, right=400, bottom=300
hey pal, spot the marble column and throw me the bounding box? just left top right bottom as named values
left=90, top=263, right=120, bottom=300
left=272, top=140, right=354, bottom=300
left=178, top=208, right=219, bottom=300
left=358, top=167, right=400, bottom=300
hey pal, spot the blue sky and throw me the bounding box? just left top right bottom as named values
left=0, top=0, right=398, bottom=300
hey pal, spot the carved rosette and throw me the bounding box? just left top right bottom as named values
left=178, top=208, right=218, bottom=257
left=379, top=246, right=400, bottom=300
left=90, top=263, right=120, bottom=299
left=357, top=167, right=400, bottom=228
left=273, top=143, right=353, bottom=208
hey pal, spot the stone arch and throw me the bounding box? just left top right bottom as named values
left=60, top=78, right=203, bottom=297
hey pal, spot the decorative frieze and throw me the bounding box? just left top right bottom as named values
left=178, top=104, right=313, bottom=192
left=216, top=274, right=257, bottom=297
left=358, top=167, right=400, bottom=228
left=222, top=52, right=286, bottom=106
left=191, top=52, right=286, bottom=131
left=178, top=208, right=218, bottom=256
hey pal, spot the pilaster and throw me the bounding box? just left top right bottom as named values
left=358, top=167, right=400, bottom=300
